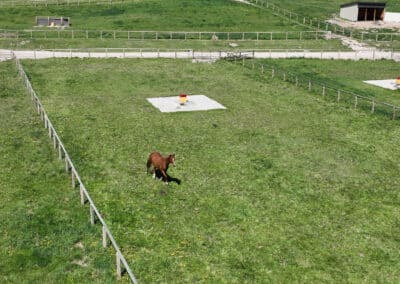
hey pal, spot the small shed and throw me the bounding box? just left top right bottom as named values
left=36, top=16, right=70, bottom=27
left=340, top=2, right=386, bottom=21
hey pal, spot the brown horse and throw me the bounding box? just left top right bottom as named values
left=146, top=152, right=176, bottom=184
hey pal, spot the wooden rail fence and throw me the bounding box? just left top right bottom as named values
left=14, top=54, right=138, bottom=284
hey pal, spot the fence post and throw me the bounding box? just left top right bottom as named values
left=392, top=106, right=397, bottom=120
left=48, top=124, right=52, bottom=138
left=371, top=99, right=375, bottom=113
left=90, top=205, right=95, bottom=225
left=71, top=170, right=76, bottom=188
left=261, top=65, right=264, bottom=74
left=116, top=252, right=122, bottom=279
left=337, top=90, right=341, bottom=102
left=322, top=84, right=325, bottom=96
left=308, top=80, right=311, bottom=91
left=283, top=72, right=286, bottom=81
left=65, top=157, right=70, bottom=173
left=102, top=226, right=108, bottom=247
left=271, top=68, right=275, bottom=78
left=354, top=95, right=358, bottom=109
left=80, top=184, right=86, bottom=205
left=295, top=76, right=298, bottom=86
left=58, top=143, right=62, bottom=160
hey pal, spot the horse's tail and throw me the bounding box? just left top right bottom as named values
left=146, top=156, right=152, bottom=174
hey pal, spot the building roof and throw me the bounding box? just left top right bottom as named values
left=340, top=2, right=386, bottom=8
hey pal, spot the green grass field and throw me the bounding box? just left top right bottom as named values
left=254, top=59, right=400, bottom=106
left=20, top=57, right=400, bottom=282
left=0, top=0, right=306, bottom=31
left=254, top=0, right=400, bottom=19
left=0, top=60, right=120, bottom=282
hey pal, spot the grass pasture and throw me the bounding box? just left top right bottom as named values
left=20, top=57, right=400, bottom=282
left=254, top=59, right=400, bottom=106
left=0, top=0, right=306, bottom=31
left=252, top=0, right=400, bottom=20
left=0, top=61, right=118, bottom=283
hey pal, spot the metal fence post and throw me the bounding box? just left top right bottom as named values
left=337, top=90, right=341, bottom=102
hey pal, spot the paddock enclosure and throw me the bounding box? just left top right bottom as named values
left=19, top=57, right=400, bottom=282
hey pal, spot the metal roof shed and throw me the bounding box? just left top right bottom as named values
left=340, top=2, right=386, bottom=21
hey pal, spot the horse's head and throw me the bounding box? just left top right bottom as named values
left=169, top=154, right=176, bottom=167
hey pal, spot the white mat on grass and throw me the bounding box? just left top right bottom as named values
left=363, top=79, right=400, bottom=90
left=147, top=95, right=226, bottom=113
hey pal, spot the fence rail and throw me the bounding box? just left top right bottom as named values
left=14, top=54, right=138, bottom=284
left=231, top=57, right=399, bottom=120
left=0, top=29, right=328, bottom=41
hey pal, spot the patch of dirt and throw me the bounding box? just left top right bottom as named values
left=74, top=241, right=84, bottom=249
left=328, top=17, right=400, bottom=31
left=72, top=257, right=89, bottom=267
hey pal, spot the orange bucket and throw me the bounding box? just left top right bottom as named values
left=179, top=94, right=188, bottom=105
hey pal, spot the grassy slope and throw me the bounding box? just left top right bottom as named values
left=0, top=0, right=305, bottom=31
left=263, top=0, right=400, bottom=19
left=22, top=58, right=400, bottom=282
left=256, top=59, right=400, bottom=106
left=0, top=60, right=118, bottom=283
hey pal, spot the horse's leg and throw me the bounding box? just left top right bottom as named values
left=161, top=169, right=169, bottom=184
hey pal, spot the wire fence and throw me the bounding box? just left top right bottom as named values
left=0, top=29, right=328, bottom=41
left=247, top=0, right=400, bottom=43
left=13, top=54, right=138, bottom=284
left=228, top=57, right=399, bottom=120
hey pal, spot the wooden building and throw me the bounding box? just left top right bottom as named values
left=340, top=2, right=385, bottom=21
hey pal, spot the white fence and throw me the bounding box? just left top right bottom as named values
left=14, top=55, right=138, bottom=284
left=0, top=29, right=328, bottom=41
left=9, top=48, right=400, bottom=62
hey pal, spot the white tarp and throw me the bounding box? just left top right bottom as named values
left=363, top=79, right=400, bottom=90
left=147, top=95, right=226, bottom=113
left=385, top=12, right=400, bottom=23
